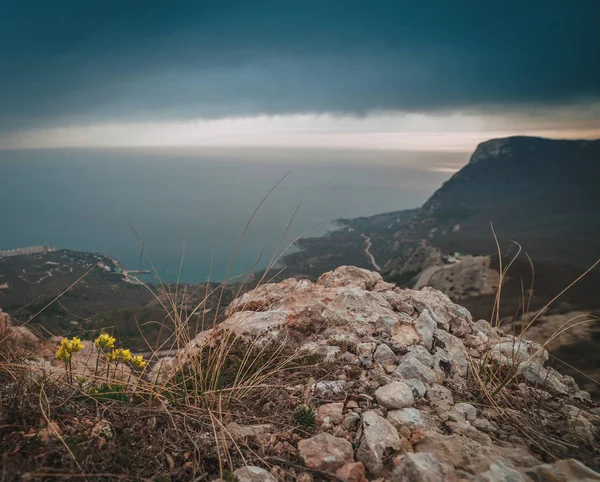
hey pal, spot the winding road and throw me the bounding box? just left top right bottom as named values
left=412, top=265, right=443, bottom=290
left=361, top=234, right=382, bottom=271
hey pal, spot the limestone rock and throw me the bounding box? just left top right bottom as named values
left=356, top=411, right=401, bottom=474
left=343, top=412, right=362, bottom=431
left=298, top=433, right=354, bottom=473
left=517, top=362, right=568, bottom=394
left=405, top=378, right=428, bottom=399
left=415, top=309, right=437, bottom=350
left=140, top=266, right=599, bottom=481
left=392, top=452, right=445, bottom=482
left=373, top=343, right=398, bottom=366
left=233, top=466, right=278, bottom=482
left=434, top=329, right=469, bottom=377
left=472, top=418, right=496, bottom=433
left=492, top=339, right=548, bottom=366
left=317, top=265, right=383, bottom=290
left=222, top=423, right=271, bottom=447
left=317, top=402, right=344, bottom=426
left=403, top=345, right=434, bottom=367
left=387, top=408, right=425, bottom=430
left=426, top=384, right=455, bottom=411
left=312, top=380, right=347, bottom=397
left=391, top=323, right=421, bottom=348
left=335, top=462, right=368, bottom=482
left=526, top=459, right=600, bottom=481
left=375, top=381, right=415, bottom=409
left=0, top=309, right=38, bottom=347
left=475, top=459, right=525, bottom=482
left=394, top=357, right=437, bottom=385
left=415, top=431, right=539, bottom=475
left=453, top=403, right=478, bottom=423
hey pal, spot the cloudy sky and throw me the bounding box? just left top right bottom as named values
left=1, top=0, right=599, bottom=151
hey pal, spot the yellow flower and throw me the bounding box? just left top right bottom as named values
left=56, top=344, right=72, bottom=361
left=106, top=348, right=133, bottom=363
left=106, top=350, right=117, bottom=362
left=70, top=336, right=84, bottom=352
left=118, top=348, right=132, bottom=362
left=130, top=355, right=147, bottom=369
left=56, top=336, right=84, bottom=361
left=94, top=333, right=116, bottom=350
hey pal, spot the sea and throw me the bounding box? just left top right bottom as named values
left=0, top=148, right=462, bottom=283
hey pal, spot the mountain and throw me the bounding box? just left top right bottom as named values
left=386, top=136, right=600, bottom=273
left=282, top=136, right=600, bottom=289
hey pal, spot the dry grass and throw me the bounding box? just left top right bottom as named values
left=0, top=176, right=332, bottom=481
left=465, top=224, right=600, bottom=468
left=0, top=330, right=332, bottom=481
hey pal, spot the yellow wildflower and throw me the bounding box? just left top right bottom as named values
left=106, top=348, right=133, bottom=363
left=130, top=355, right=147, bottom=369
left=118, top=348, right=132, bottom=362
left=56, top=344, right=72, bottom=361
left=106, top=350, right=118, bottom=362
left=70, top=336, right=84, bottom=352
left=94, top=333, right=116, bottom=350
left=56, top=336, right=84, bottom=361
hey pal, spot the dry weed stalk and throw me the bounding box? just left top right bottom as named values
left=467, top=223, right=599, bottom=464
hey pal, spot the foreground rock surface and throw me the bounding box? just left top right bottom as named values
left=94, top=268, right=600, bottom=479
left=155, top=266, right=600, bottom=482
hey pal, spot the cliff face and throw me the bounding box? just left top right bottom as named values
left=387, top=136, right=600, bottom=270
left=155, top=266, right=600, bottom=480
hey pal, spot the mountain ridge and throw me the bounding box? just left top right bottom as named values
left=385, top=135, right=600, bottom=272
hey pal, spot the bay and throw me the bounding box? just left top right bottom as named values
left=0, top=147, right=459, bottom=282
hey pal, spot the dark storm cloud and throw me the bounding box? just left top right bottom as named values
left=1, top=0, right=599, bottom=130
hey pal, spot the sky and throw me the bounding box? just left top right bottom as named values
left=1, top=0, right=599, bottom=152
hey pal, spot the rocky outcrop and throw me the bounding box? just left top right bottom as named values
left=425, top=255, right=500, bottom=299
left=0, top=308, right=39, bottom=348
left=142, top=266, right=600, bottom=480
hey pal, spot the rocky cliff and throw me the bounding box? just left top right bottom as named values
left=386, top=136, right=600, bottom=273
left=150, top=266, right=600, bottom=481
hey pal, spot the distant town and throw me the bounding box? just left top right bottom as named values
left=0, top=245, right=56, bottom=258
